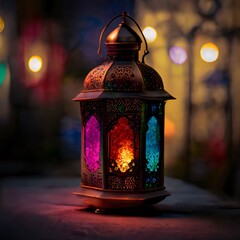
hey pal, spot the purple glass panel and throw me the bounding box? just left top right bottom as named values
left=84, top=115, right=101, bottom=172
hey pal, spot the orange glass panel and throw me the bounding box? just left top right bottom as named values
left=109, top=117, right=134, bottom=172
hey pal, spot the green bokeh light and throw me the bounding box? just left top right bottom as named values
left=0, top=63, right=7, bottom=86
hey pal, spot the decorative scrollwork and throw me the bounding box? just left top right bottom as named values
left=84, top=61, right=112, bottom=90
left=105, top=65, right=142, bottom=91
left=137, top=62, right=163, bottom=90
left=107, top=175, right=138, bottom=190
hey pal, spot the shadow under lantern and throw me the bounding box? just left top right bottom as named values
left=73, top=13, right=175, bottom=209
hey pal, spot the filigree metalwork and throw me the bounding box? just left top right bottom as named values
left=124, top=176, right=137, bottom=190
left=80, top=101, right=102, bottom=126
left=106, top=98, right=141, bottom=113
left=107, top=175, right=138, bottom=190
left=84, top=61, right=112, bottom=90
left=107, top=176, right=123, bottom=190
left=81, top=170, right=102, bottom=188
left=105, top=65, right=142, bottom=91
left=137, top=62, right=163, bottom=90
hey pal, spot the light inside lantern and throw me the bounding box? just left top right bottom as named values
left=109, top=117, right=134, bottom=173
left=143, top=27, right=157, bottom=43
left=169, top=46, right=188, bottom=64
left=200, top=42, right=219, bottom=62
left=28, top=55, right=43, bottom=72
left=84, top=115, right=101, bottom=172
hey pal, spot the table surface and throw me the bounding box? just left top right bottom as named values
left=0, top=176, right=240, bottom=240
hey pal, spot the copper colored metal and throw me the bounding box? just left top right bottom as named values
left=73, top=13, right=175, bottom=210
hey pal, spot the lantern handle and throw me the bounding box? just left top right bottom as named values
left=98, top=12, right=150, bottom=63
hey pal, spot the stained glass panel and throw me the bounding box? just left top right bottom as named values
left=84, top=115, right=101, bottom=172
left=109, top=117, right=134, bottom=173
left=146, top=116, right=160, bottom=172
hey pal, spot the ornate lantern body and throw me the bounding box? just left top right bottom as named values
left=73, top=13, right=175, bottom=209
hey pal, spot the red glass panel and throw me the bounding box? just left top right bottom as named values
left=109, top=117, right=134, bottom=172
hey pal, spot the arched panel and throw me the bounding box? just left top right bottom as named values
left=146, top=116, right=160, bottom=172
left=84, top=115, right=101, bottom=173
left=109, top=117, right=134, bottom=173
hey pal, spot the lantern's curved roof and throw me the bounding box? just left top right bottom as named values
left=73, top=59, right=175, bottom=101
left=73, top=17, right=175, bottom=101
left=82, top=60, right=165, bottom=92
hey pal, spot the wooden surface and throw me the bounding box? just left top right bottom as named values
left=0, top=177, right=240, bottom=240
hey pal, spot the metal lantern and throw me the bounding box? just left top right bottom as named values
left=73, top=13, right=175, bottom=210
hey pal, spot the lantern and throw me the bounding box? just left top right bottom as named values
left=73, top=13, right=175, bottom=210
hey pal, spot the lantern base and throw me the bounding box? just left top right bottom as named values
left=73, top=187, right=170, bottom=209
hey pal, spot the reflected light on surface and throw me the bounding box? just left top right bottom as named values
left=143, top=27, right=157, bottom=43
left=28, top=55, right=43, bottom=72
left=169, top=46, right=187, bottom=64
left=0, top=16, right=4, bottom=32
left=200, top=43, right=219, bottom=62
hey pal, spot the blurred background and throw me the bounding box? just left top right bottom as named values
left=0, top=0, right=239, bottom=199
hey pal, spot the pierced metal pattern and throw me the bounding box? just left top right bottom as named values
left=105, top=98, right=142, bottom=132
left=105, top=65, right=142, bottom=91
left=84, top=61, right=112, bottom=90
left=106, top=98, right=141, bottom=114
left=108, top=176, right=123, bottom=190
left=80, top=101, right=102, bottom=126
left=107, top=175, right=138, bottom=190
left=124, top=176, right=137, bottom=190
left=137, top=62, right=163, bottom=90
left=81, top=170, right=103, bottom=188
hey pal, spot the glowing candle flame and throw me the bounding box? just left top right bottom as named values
left=117, top=142, right=134, bottom=172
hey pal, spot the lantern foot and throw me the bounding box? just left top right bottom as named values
left=73, top=187, right=170, bottom=209
left=95, top=208, right=106, bottom=214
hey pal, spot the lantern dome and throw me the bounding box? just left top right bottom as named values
left=74, top=17, right=174, bottom=101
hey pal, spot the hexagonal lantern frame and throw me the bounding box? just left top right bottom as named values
left=73, top=13, right=175, bottom=210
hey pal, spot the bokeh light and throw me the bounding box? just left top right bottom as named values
left=0, top=16, right=4, bottom=32
left=143, top=27, right=157, bottom=43
left=169, top=46, right=188, bottom=64
left=200, top=42, right=219, bottom=62
left=0, top=62, right=7, bottom=86
left=165, top=117, right=175, bottom=139
left=28, top=55, right=43, bottom=72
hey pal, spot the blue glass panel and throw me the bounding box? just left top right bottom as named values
left=146, top=116, right=160, bottom=172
